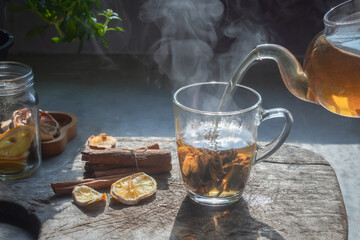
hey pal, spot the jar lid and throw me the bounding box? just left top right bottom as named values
left=0, top=62, right=34, bottom=95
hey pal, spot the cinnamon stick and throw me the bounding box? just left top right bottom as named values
left=92, top=164, right=172, bottom=178
left=82, top=149, right=171, bottom=167
left=84, top=163, right=121, bottom=172
left=51, top=174, right=129, bottom=195
left=114, top=143, right=160, bottom=150
left=51, top=178, right=95, bottom=189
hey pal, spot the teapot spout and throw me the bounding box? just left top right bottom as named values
left=256, top=44, right=316, bottom=103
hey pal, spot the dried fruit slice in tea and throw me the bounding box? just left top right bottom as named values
left=88, top=133, right=116, bottom=149
left=72, top=185, right=107, bottom=207
left=111, top=172, right=157, bottom=205
left=0, top=126, right=35, bottom=157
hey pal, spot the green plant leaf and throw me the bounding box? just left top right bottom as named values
left=107, top=27, right=124, bottom=32
left=101, top=40, right=109, bottom=50
left=65, top=19, right=77, bottom=37
left=97, top=28, right=105, bottom=36
left=105, top=9, right=114, bottom=16
left=94, top=22, right=104, bottom=28
left=109, top=16, right=121, bottom=20
left=26, top=25, right=49, bottom=38
left=51, top=37, right=62, bottom=44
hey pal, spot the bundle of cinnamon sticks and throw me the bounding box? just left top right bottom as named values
left=51, top=142, right=172, bottom=194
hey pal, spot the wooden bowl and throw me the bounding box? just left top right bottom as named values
left=41, top=111, right=77, bottom=158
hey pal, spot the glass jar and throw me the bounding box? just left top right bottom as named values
left=0, top=62, right=41, bottom=180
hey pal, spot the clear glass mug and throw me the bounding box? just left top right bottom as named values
left=173, top=82, right=293, bottom=206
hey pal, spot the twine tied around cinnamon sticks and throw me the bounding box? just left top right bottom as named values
left=122, top=146, right=149, bottom=171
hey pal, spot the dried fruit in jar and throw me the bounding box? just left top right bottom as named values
left=72, top=185, right=107, bottom=207
left=12, top=108, right=60, bottom=141
left=111, top=172, right=157, bottom=205
left=12, top=108, right=35, bottom=127
left=0, top=151, right=30, bottom=162
left=0, top=161, right=27, bottom=173
left=88, top=133, right=116, bottom=149
left=0, top=125, right=35, bottom=157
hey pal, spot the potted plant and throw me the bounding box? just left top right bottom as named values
left=3, top=0, right=123, bottom=54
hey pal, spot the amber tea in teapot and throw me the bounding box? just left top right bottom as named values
left=304, top=34, right=360, bottom=117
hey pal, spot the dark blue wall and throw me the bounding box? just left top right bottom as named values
left=2, top=0, right=344, bottom=56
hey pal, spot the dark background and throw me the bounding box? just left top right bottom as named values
left=1, top=0, right=344, bottom=57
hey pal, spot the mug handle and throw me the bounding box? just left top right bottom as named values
left=255, top=108, right=293, bottom=164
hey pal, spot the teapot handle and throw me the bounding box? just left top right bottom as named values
left=255, top=107, right=293, bottom=164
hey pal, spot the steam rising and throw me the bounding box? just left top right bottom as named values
left=140, top=0, right=269, bottom=90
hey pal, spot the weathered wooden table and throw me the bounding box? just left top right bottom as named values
left=0, top=137, right=348, bottom=239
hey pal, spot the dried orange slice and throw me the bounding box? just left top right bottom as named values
left=88, top=133, right=116, bottom=149
left=12, top=108, right=34, bottom=127
left=72, top=185, right=107, bottom=207
left=111, top=172, right=157, bottom=205
left=0, top=151, right=30, bottom=162
left=39, top=110, right=60, bottom=141
left=0, top=126, right=35, bottom=157
left=0, top=161, right=27, bottom=173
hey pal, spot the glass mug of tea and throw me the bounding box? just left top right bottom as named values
left=173, top=82, right=293, bottom=206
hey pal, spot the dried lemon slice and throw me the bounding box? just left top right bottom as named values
left=0, top=126, right=35, bottom=157
left=88, top=133, right=116, bottom=149
left=111, top=172, right=157, bottom=205
left=72, top=185, right=107, bottom=207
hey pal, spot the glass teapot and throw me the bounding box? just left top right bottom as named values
left=229, top=0, right=360, bottom=117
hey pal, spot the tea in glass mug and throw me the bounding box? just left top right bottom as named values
left=177, top=124, right=256, bottom=199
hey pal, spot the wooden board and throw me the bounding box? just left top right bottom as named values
left=0, top=137, right=348, bottom=239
